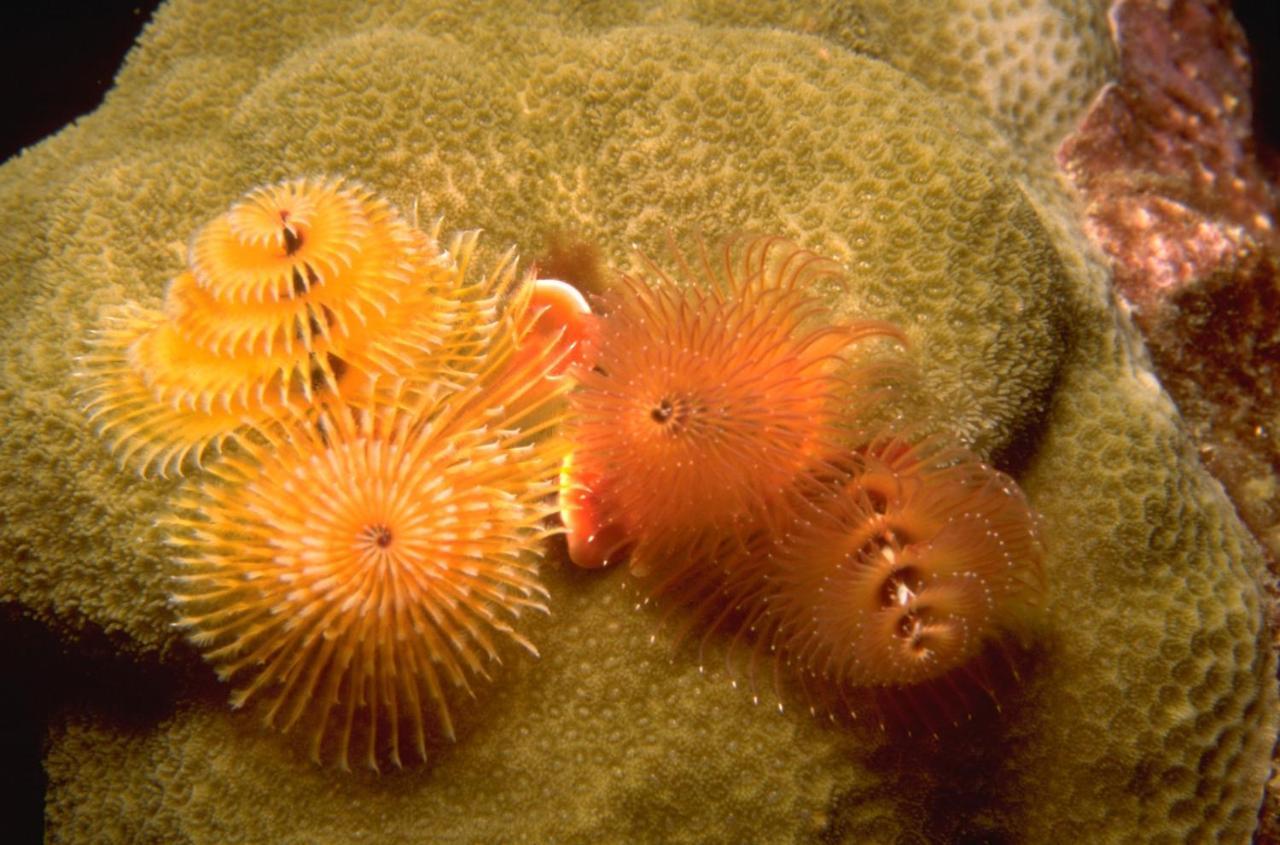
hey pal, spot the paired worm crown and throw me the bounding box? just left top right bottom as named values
left=83, top=178, right=577, bottom=770
left=558, top=235, right=1045, bottom=729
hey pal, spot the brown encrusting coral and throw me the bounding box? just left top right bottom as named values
left=1059, top=0, right=1280, bottom=565
left=78, top=177, right=496, bottom=476
left=1058, top=5, right=1280, bottom=827
left=166, top=334, right=571, bottom=771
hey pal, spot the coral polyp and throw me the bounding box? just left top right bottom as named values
left=562, top=236, right=906, bottom=574
left=166, top=331, right=571, bottom=771
left=79, top=177, right=502, bottom=476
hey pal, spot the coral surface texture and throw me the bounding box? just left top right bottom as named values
left=0, top=0, right=1275, bottom=842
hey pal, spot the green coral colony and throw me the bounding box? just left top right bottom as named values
left=0, top=0, right=1275, bottom=842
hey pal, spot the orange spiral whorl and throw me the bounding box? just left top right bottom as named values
left=762, top=438, right=1046, bottom=694
left=80, top=178, right=501, bottom=476
left=167, top=332, right=571, bottom=771
left=562, top=236, right=906, bottom=575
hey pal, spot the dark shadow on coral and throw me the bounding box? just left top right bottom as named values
left=988, top=193, right=1074, bottom=482
left=817, top=640, right=1051, bottom=844
left=989, top=368, right=1061, bottom=482
left=532, top=229, right=610, bottom=299
left=0, top=604, right=195, bottom=845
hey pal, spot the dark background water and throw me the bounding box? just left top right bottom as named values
left=1, top=0, right=1275, bottom=164
left=0, top=2, right=1275, bottom=844
left=1234, top=0, right=1279, bottom=161
left=0, top=1, right=163, bottom=163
